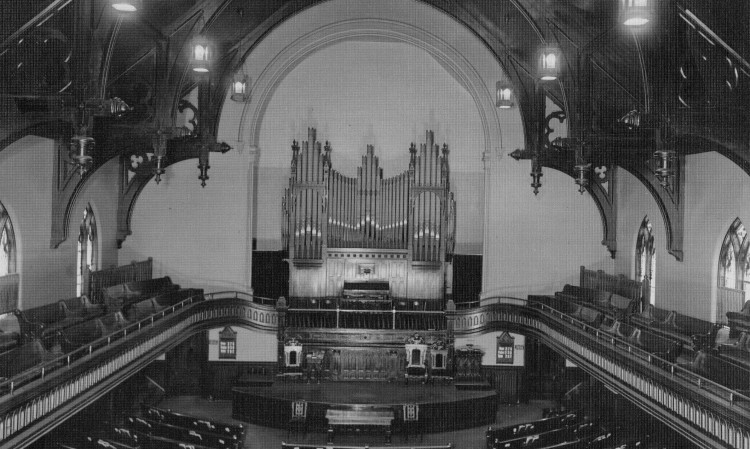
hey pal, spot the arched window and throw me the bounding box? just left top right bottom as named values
left=635, top=217, right=656, bottom=305
left=76, top=205, right=97, bottom=296
left=719, top=218, right=747, bottom=290
left=0, top=203, right=16, bottom=277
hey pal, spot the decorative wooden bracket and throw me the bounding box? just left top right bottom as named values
left=619, top=153, right=685, bottom=261
left=116, top=135, right=231, bottom=247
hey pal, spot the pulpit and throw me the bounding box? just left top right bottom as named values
left=429, top=339, right=451, bottom=383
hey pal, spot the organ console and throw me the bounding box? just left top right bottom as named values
left=282, top=129, right=456, bottom=303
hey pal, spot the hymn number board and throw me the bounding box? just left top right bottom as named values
left=496, top=331, right=515, bottom=364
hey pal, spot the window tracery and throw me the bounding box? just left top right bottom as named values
left=76, top=205, right=97, bottom=296
left=635, top=217, right=656, bottom=305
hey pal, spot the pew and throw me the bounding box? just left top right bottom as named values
left=629, top=303, right=720, bottom=350
left=718, top=331, right=750, bottom=367
left=676, top=350, right=750, bottom=391
left=488, top=421, right=601, bottom=449
left=0, top=339, right=62, bottom=387
left=123, top=288, right=203, bottom=322
left=142, top=404, right=245, bottom=441
left=59, top=295, right=105, bottom=320
left=14, top=302, right=86, bottom=340
left=626, top=328, right=683, bottom=363
left=486, top=412, right=580, bottom=449
left=103, top=276, right=180, bottom=313
left=126, top=416, right=240, bottom=449
left=57, top=318, right=106, bottom=353
left=0, top=312, right=21, bottom=353
left=129, top=429, right=215, bottom=449
left=727, top=300, right=750, bottom=336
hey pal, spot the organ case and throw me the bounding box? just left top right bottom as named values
left=282, top=129, right=455, bottom=301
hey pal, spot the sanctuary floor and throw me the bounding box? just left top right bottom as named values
left=159, top=395, right=557, bottom=449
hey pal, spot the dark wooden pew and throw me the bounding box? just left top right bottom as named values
left=0, top=339, right=63, bottom=390
left=718, top=331, right=750, bottom=368
left=632, top=305, right=719, bottom=350
left=486, top=412, right=580, bottom=449
left=727, top=300, right=750, bottom=336
left=626, top=328, right=683, bottom=363
left=677, top=350, right=750, bottom=391
left=129, top=429, right=215, bottom=449
left=123, top=288, right=203, bottom=321
left=0, top=312, right=21, bottom=353
left=488, top=421, right=600, bottom=449
left=14, top=302, right=85, bottom=340
left=126, top=416, right=240, bottom=449
left=142, top=404, right=245, bottom=441
left=59, top=295, right=105, bottom=321
left=103, top=277, right=180, bottom=313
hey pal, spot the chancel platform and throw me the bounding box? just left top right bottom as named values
left=231, top=381, right=498, bottom=433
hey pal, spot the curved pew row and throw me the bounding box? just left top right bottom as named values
left=126, top=416, right=241, bottom=449
left=142, top=404, right=245, bottom=441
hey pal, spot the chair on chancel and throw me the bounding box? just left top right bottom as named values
left=399, top=403, right=422, bottom=442
left=288, top=399, right=308, bottom=438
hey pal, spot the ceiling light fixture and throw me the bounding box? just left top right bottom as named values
left=537, top=47, right=561, bottom=81
left=111, top=0, right=142, bottom=12
left=620, top=0, right=651, bottom=27
left=495, top=82, right=514, bottom=109
left=191, top=38, right=211, bottom=73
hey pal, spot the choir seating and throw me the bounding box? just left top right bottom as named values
left=126, top=416, right=241, bottom=449
left=103, top=276, right=180, bottom=313
left=0, top=312, right=21, bottom=353
left=142, top=404, right=245, bottom=441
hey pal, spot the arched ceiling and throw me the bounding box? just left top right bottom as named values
left=0, top=0, right=748, bottom=253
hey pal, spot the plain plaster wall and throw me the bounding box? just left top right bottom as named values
left=0, top=135, right=119, bottom=308
left=615, top=152, right=750, bottom=321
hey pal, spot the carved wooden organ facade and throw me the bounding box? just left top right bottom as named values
left=282, top=129, right=455, bottom=301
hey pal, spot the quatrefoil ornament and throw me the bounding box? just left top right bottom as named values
left=594, top=165, right=608, bottom=182
left=130, top=154, right=144, bottom=169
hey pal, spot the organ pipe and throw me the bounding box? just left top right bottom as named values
left=282, top=129, right=455, bottom=263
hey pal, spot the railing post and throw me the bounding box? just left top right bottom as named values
left=392, top=308, right=396, bottom=330
left=276, top=297, right=288, bottom=374
left=336, top=307, right=340, bottom=328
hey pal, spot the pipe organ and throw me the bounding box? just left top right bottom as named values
left=282, top=129, right=455, bottom=302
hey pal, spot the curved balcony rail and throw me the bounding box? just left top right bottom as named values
left=285, top=308, right=446, bottom=330
left=1, top=292, right=750, bottom=448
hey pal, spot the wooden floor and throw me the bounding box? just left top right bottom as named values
left=159, top=395, right=556, bottom=449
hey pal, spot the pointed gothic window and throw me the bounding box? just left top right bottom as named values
left=719, top=218, right=747, bottom=290
left=76, top=205, right=97, bottom=296
left=635, top=217, right=656, bottom=305
left=0, top=203, right=16, bottom=277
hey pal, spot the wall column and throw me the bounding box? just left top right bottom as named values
left=480, top=148, right=503, bottom=301
left=245, top=144, right=259, bottom=294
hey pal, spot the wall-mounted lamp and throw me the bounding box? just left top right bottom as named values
left=574, top=163, right=592, bottom=194
left=152, top=130, right=168, bottom=184
left=537, top=47, right=561, bottom=81
left=69, top=133, right=94, bottom=176
left=530, top=157, right=543, bottom=195
left=198, top=144, right=210, bottom=187
left=620, top=0, right=652, bottom=27
left=191, top=38, right=211, bottom=73
left=231, top=73, right=251, bottom=102
left=495, top=82, right=514, bottom=109
left=110, top=0, right=142, bottom=12
left=653, top=149, right=675, bottom=188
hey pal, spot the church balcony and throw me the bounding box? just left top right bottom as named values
left=0, top=293, right=749, bottom=448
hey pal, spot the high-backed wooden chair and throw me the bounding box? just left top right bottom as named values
left=400, top=403, right=422, bottom=442
left=288, top=399, right=308, bottom=438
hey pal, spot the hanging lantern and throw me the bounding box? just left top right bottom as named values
left=530, top=157, right=543, bottom=195
left=69, top=134, right=94, bottom=176
left=495, top=82, right=514, bottom=109
left=152, top=130, right=168, bottom=184
left=574, top=163, right=592, bottom=194
left=198, top=145, right=210, bottom=187
left=110, top=0, right=141, bottom=12
left=537, top=47, right=561, bottom=81
left=653, top=149, right=675, bottom=188
left=230, top=73, right=250, bottom=102
left=620, top=0, right=652, bottom=27
left=191, top=38, right=211, bottom=73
